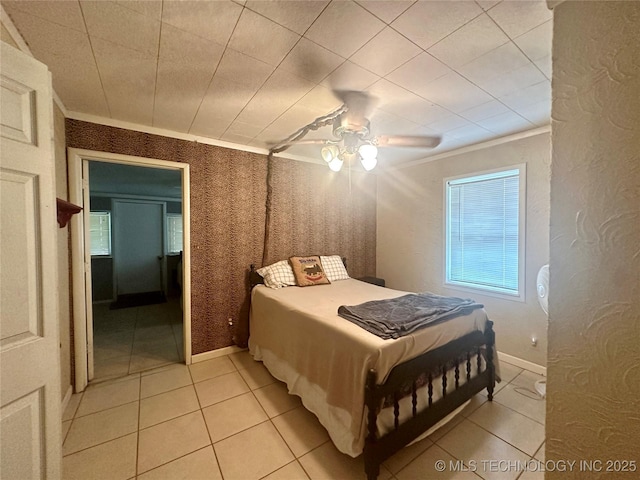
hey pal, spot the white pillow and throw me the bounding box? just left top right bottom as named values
left=257, top=260, right=296, bottom=289
left=320, top=255, right=350, bottom=282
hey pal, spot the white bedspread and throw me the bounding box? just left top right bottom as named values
left=249, top=279, right=492, bottom=456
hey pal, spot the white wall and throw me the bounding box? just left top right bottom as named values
left=377, top=132, right=550, bottom=366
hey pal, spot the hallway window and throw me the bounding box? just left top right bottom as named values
left=167, top=214, right=183, bottom=254
left=445, top=165, right=526, bottom=299
left=90, top=211, right=111, bottom=256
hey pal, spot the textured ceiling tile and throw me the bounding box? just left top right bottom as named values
left=264, top=104, right=329, bottom=140
left=459, top=99, right=511, bottom=123
left=189, top=77, right=255, bottom=138
left=445, top=123, right=493, bottom=142
left=304, top=1, right=385, bottom=58
left=499, top=80, right=550, bottom=110
left=513, top=99, right=550, bottom=127
left=153, top=24, right=225, bottom=132
left=369, top=109, right=420, bottom=136
left=279, top=38, right=344, bottom=83
left=91, top=37, right=157, bottom=124
left=425, top=112, right=472, bottom=133
left=513, top=20, right=552, bottom=62
left=5, top=10, right=93, bottom=61
left=427, top=13, right=509, bottom=68
left=228, top=8, right=300, bottom=66
left=398, top=98, right=453, bottom=127
left=487, top=0, right=552, bottom=39
left=215, top=49, right=275, bottom=90
left=235, top=69, right=315, bottom=127
left=297, top=85, right=343, bottom=113
left=368, top=78, right=417, bottom=111
left=320, top=61, right=380, bottom=92
left=220, top=131, right=256, bottom=145
left=161, top=0, right=242, bottom=46
left=476, top=62, right=546, bottom=98
left=225, top=120, right=264, bottom=138
left=475, top=0, right=501, bottom=11
left=421, top=71, right=493, bottom=113
left=80, top=0, right=160, bottom=56
left=244, top=0, right=329, bottom=35
left=356, top=0, right=414, bottom=23
left=458, top=41, right=531, bottom=85
left=476, top=110, right=534, bottom=135
left=36, top=49, right=109, bottom=117
left=534, top=54, right=551, bottom=80
left=386, top=53, right=452, bottom=97
left=350, top=26, right=421, bottom=77
left=391, top=1, right=483, bottom=50
left=115, top=0, right=162, bottom=20
left=3, top=0, right=87, bottom=32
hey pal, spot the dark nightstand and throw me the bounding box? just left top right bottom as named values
left=357, top=276, right=385, bottom=287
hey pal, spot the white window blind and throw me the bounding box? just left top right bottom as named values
left=167, top=214, right=183, bottom=254
left=89, top=211, right=111, bottom=256
left=445, top=168, right=522, bottom=296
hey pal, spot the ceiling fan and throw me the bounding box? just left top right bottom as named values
left=269, top=90, right=441, bottom=171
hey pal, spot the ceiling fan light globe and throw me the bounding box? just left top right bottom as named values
left=360, top=156, right=377, bottom=171
left=358, top=143, right=378, bottom=160
left=321, top=145, right=339, bottom=163
left=328, top=158, right=344, bottom=172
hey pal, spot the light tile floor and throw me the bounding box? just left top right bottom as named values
left=62, top=353, right=546, bottom=480
left=92, top=300, right=184, bottom=380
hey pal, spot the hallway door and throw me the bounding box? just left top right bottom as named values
left=0, top=42, right=61, bottom=478
left=113, top=200, right=164, bottom=295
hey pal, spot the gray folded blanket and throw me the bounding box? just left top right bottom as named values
left=338, top=292, right=484, bottom=339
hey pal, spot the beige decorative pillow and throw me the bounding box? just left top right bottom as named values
left=289, top=256, right=331, bottom=287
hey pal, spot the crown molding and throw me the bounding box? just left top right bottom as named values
left=66, top=110, right=272, bottom=155
left=390, top=125, right=550, bottom=171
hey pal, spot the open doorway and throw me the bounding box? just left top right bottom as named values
left=68, top=149, right=191, bottom=392
left=89, top=162, right=184, bottom=379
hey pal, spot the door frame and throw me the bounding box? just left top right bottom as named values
left=68, top=148, right=192, bottom=392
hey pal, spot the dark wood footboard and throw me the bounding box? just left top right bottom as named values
left=363, top=320, right=496, bottom=480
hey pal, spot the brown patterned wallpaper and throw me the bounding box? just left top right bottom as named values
left=66, top=120, right=376, bottom=353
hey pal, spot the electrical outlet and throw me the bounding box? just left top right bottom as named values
left=531, top=336, right=537, bottom=347
left=228, top=318, right=233, bottom=327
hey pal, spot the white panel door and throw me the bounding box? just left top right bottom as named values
left=113, top=200, right=164, bottom=295
left=0, top=42, right=61, bottom=479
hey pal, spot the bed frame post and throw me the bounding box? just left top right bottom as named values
left=484, top=320, right=496, bottom=401
left=364, top=369, right=380, bottom=480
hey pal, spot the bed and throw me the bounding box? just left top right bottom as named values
left=248, top=264, right=497, bottom=480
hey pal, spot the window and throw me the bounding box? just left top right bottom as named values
left=445, top=166, right=525, bottom=298
left=89, top=211, right=111, bottom=256
left=166, top=214, right=183, bottom=254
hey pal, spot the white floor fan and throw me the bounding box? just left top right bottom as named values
left=535, top=264, right=549, bottom=398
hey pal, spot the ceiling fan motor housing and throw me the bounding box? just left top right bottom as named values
left=332, top=116, right=370, bottom=140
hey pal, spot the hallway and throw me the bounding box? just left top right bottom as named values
left=92, top=299, right=183, bottom=381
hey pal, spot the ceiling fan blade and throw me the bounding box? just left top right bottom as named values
left=270, top=138, right=329, bottom=147
left=375, top=135, right=442, bottom=149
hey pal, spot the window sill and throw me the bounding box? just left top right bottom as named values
left=444, top=282, right=525, bottom=303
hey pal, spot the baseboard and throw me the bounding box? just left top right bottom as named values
left=191, top=345, right=247, bottom=363
left=497, top=351, right=546, bottom=376
left=61, top=385, right=73, bottom=417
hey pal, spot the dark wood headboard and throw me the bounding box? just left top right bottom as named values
left=249, top=257, right=347, bottom=289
